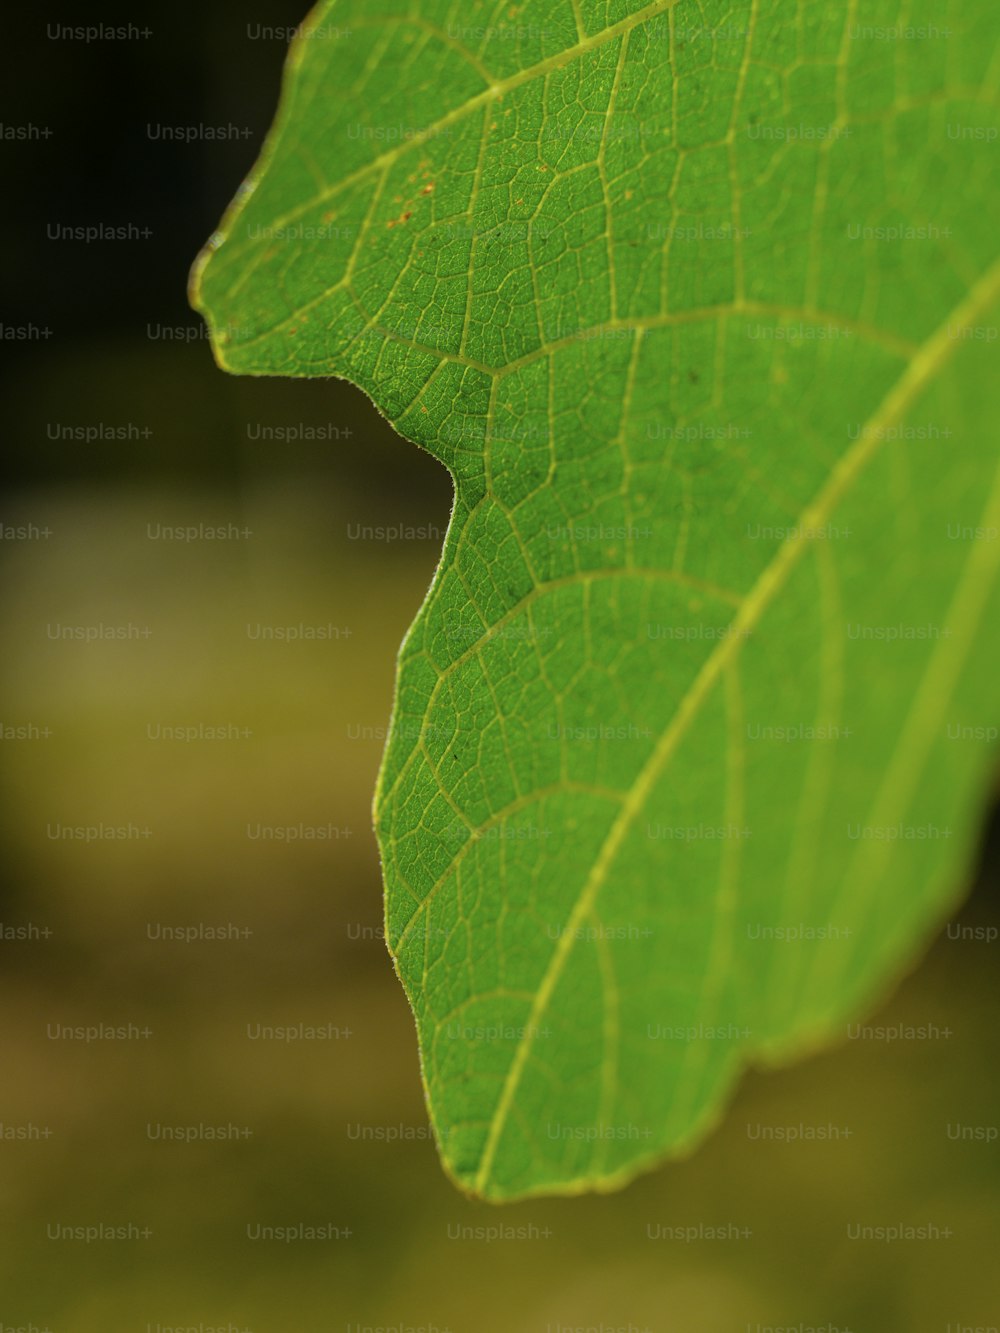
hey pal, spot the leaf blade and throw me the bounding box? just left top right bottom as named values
left=192, top=0, right=1000, bottom=1199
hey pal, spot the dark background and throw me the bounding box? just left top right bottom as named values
left=2, top=3, right=998, bottom=1329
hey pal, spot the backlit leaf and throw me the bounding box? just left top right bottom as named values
left=191, top=0, right=1000, bottom=1200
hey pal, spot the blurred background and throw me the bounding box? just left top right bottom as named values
left=2, top=1, right=998, bottom=1329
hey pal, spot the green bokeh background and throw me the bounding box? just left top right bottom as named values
left=2, top=2, right=998, bottom=1328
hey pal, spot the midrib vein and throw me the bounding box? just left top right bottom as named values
left=808, top=442, right=1000, bottom=1007
left=471, top=253, right=1000, bottom=1195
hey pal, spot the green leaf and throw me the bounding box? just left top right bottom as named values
left=190, top=0, right=1000, bottom=1200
